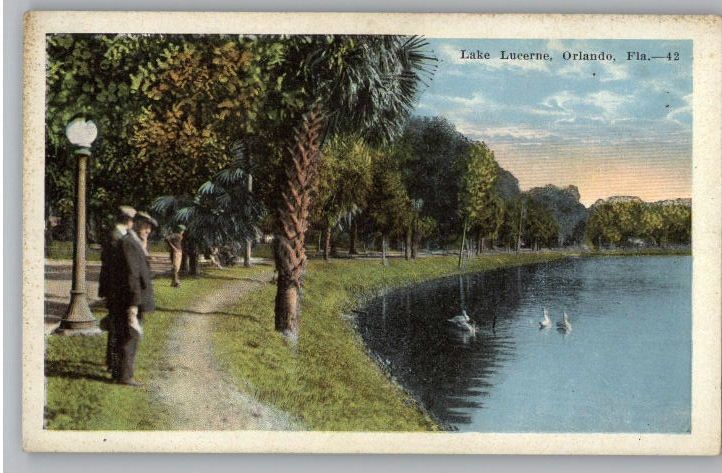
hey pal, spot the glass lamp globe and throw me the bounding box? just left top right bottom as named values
left=65, top=117, right=98, bottom=148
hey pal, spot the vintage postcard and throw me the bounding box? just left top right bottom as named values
left=23, top=12, right=721, bottom=454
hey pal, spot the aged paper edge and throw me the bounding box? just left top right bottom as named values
left=22, top=11, right=722, bottom=454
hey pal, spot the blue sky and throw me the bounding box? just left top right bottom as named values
left=413, top=39, right=693, bottom=205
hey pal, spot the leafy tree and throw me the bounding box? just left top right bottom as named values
left=130, top=38, right=271, bottom=197
left=367, top=149, right=414, bottom=266
left=497, top=196, right=559, bottom=250
left=412, top=215, right=438, bottom=257
left=587, top=198, right=691, bottom=248
left=660, top=203, right=691, bottom=245
left=313, top=134, right=373, bottom=260
left=46, top=34, right=272, bottom=239
left=397, top=116, right=471, bottom=246
left=46, top=34, right=165, bottom=239
left=459, top=142, right=501, bottom=257
left=524, top=198, right=560, bottom=249
left=151, top=157, right=265, bottom=272
left=640, top=206, right=666, bottom=245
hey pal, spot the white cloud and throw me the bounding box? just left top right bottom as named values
left=453, top=120, right=557, bottom=142
left=419, top=91, right=500, bottom=116
left=437, top=43, right=469, bottom=65
left=586, top=90, right=631, bottom=118
left=443, top=92, right=490, bottom=108
left=537, top=89, right=634, bottom=123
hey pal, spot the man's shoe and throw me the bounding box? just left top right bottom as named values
left=118, top=378, right=143, bottom=387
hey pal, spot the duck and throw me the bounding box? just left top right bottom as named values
left=447, top=310, right=477, bottom=334
left=539, top=308, right=552, bottom=329
left=556, top=311, right=572, bottom=333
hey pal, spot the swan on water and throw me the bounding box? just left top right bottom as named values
left=539, top=308, right=552, bottom=329
left=447, top=310, right=477, bottom=334
left=448, top=309, right=470, bottom=325
left=556, top=311, right=572, bottom=333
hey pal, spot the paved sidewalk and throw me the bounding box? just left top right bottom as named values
left=43, top=254, right=270, bottom=334
left=44, top=253, right=172, bottom=334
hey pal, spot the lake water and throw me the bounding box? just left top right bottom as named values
left=357, top=256, right=692, bottom=433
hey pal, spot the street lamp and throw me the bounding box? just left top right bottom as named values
left=56, top=117, right=101, bottom=335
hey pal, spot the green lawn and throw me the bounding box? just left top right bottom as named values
left=213, top=252, right=566, bottom=431
left=44, top=271, right=256, bottom=430
left=46, top=240, right=168, bottom=261
left=46, top=240, right=102, bottom=261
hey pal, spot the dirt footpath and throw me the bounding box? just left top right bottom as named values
left=150, top=274, right=299, bottom=430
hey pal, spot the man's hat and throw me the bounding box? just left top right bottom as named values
left=135, top=210, right=159, bottom=228
left=176, top=224, right=187, bottom=232
left=118, top=205, right=137, bottom=219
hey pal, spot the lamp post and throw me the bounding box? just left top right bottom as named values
left=56, top=117, right=101, bottom=335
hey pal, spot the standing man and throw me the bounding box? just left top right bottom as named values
left=99, top=205, right=136, bottom=375
left=115, top=211, right=157, bottom=387
left=165, top=225, right=185, bottom=287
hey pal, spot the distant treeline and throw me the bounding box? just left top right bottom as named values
left=586, top=197, right=691, bottom=249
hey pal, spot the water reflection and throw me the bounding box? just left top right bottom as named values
left=359, top=264, right=543, bottom=426
left=357, top=257, right=691, bottom=433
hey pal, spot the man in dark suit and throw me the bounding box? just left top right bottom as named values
left=114, top=211, right=157, bottom=386
left=99, top=205, right=136, bottom=377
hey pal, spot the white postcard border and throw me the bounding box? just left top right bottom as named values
left=22, top=11, right=722, bottom=454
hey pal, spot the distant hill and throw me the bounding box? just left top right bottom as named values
left=526, top=184, right=588, bottom=245
left=593, top=195, right=643, bottom=206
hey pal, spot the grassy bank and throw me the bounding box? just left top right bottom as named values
left=45, top=272, right=241, bottom=430
left=213, top=252, right=566, bottom=431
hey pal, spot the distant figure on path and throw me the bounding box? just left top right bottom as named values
left=114, top=211, right=157, bottom=387
left=98, top=205, right=136, bottom=376
left=165, top=225, right=185, bottom=287
left=209, top=246, right=224, bottom=269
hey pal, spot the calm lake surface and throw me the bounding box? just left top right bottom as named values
left=357, top=256, right=691, bottom=433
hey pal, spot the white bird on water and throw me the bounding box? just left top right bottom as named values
left=539, top=308, right=552, bottom=329
left=557, top=311, right=572, bottom=333
left=448, top=310, right=477, bottom=334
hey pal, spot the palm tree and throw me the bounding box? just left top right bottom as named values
left=270, top=36, right=435, bottom=338
left=152, top=157, right=265, bottom=270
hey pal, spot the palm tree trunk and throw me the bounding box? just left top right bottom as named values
left=188, top=246, right=199, bottom=276
left=349, top=219, right=358, bottom=255
left=330, top=231, right=338, bottom=257
left=273, top=107, right=325, bottom=338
